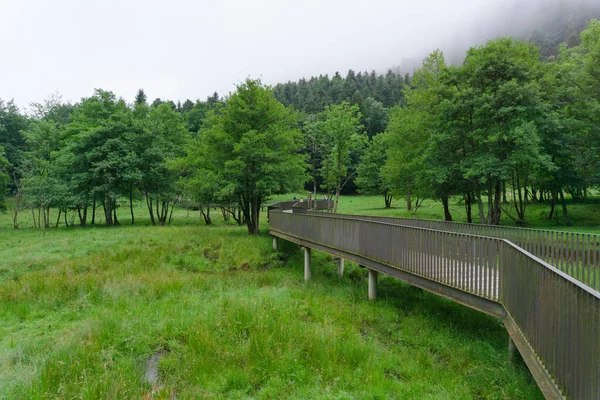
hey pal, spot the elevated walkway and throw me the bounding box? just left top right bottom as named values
left=268, top=205, right=600, bottom=400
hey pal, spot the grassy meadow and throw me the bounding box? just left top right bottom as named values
left=273, top=193, right=600, bottom=234
left=0, top=200, right=545, bottom=398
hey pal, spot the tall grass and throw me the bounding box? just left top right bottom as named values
left=0, top=217, right=543, bottom=399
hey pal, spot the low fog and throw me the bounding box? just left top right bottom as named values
left=0, top=0, right=599, bottom=107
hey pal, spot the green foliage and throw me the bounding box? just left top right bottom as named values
left=361, top=97, right=389, bottom=138
left=355, top=134, right=392, bottom=207
left=383, top=50, right=447, bottom=213
left=0, top=99, right=28, bottom=184
left=273, top=69, right=407, bottom=112
left=196, top=79, right=307, bottom=233
left=0, top=147, right=9, bottom=211
left=319, top=102, right=366, bottom=212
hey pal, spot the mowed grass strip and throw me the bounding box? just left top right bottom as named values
left=0, top=220, right=542, bottom=399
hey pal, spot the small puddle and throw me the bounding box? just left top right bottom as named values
left=144, top=351, right=165, bottom=387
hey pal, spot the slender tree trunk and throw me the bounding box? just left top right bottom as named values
left=77, top=207, right=86, bottom=227
left=241, top=198, right=251, bottom=233
left=200, top=205, right=212, bottom=225
left=64, top=209, right=69, bottom=227
left=155, top=198, right=161, bottom=225
left=441, top=195, right=453, bottom=221
left=10, top=174, right=22, bottom=229
left=465, top=192, right=472, bottom=224
left=32, top=208, right=37, bottom=229
left=558, top=190, right=571, bottom=226
left=113, top=200, right=120, bottom=226
left=384, top=192, right=392, bottom=208
left=486, top=179, right=493, bottom=224
left=91, top=200, right=96, bottom=224
left=248, top=196, right=261, bottom=234
left=130, top=184, right=135, bottom=225
left=477, top=191, right=485, bottom=224
left=145, top=193, right=156, bottom=225
left=502, top=181, right=508, bottom=204
left=56, top=209, right=62, bottom=228
left=406, top=189, right=412, bottom=211
left=46, top=206, right=49, bottom=228
left=313, top=168, right=317, bottom=210
left=492, top=180, right=502, bottom=225
left=168, top=195, right=179, bottom=225
left=548, top=190, right=556, bottom=220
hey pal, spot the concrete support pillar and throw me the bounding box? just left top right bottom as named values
left=337, top=258, right=344, bottom=278
left=303, top=247, right=311, bottom=282
left=508, top=335, right=517, bottom=363
left=368, top=269, right=378, bottom=300
left=272, top=236, right=278, bottom=251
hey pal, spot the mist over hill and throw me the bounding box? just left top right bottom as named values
left=410, top=0, right=600, bottom=70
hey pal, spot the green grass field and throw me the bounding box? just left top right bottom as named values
left=0, top=200, right=544, bottom=399
left=273, top=193, right=600, bottom=233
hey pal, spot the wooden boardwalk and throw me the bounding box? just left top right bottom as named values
left=268, top=207, right=600, bottom=400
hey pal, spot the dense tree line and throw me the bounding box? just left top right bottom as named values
left=1, top=20, right=599, bottom=232
left=357, top=20, right=600, bottom=226
left=0, top=82, right=306, bottom=234
left=273, top=69, right=407, bottom=116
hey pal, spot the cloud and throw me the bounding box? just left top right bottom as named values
left=0, top=0, right=598, bottom=108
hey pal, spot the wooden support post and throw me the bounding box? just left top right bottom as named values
left=337, top=258, right=344, bottom=278
left=368, top=269, right=378, bottom=300
left=272, top=236, right=278, bottom=251
left=303, top=247, right=311, bottom=282
left=508, top=335, right=517, bottom=363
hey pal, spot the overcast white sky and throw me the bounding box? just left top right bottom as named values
left=0, top=0, right=586, bottom=108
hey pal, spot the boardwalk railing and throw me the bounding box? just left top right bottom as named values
left=308, top=212, right=600, bottom=291
left=269, top=209, right=600, bottom=400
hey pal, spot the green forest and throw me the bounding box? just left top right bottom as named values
left=1, top=19, right=600, bottom=233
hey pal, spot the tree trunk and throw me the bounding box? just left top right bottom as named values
left=313, top=169, right=317, bottom=210
left=548, top=190, right=556, bottom=220
left=241, top=198, right=251, bottom=233
left=334, top=189, right=340, bottom=213
left=130, top=184, right=135, bottom=225
left=77, top=206, right=87, bottom=227
left=113, top=200, right=120, bottom=225
left=168, top=195, right=178, bottom=225
left=384, top=192, right=392, bottom=208
left=248, top=195, right=261, bottom=234
left=64, top=209, right=69, bottom=227
left=406, top=189, right=412, bottom=211
left=145, top=193, right=156, bottom=225
left=486, top=179, right=493, bottom=224
left=91, top=200, right=96, bottom=224
left=492, top=180, right=502, bottom=225
left=56, top=209, right=62, bottom=228
left=465, top=192, right=472, bottom=224
left=476, top=192, right=485, bottom=224
left=200, top=205, right=212, bottom=225
left=441, top=195, right=453, bottom=221
left=558, top=190, right=571, bottom=226
left=104, top=201, right=114, bottom=226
